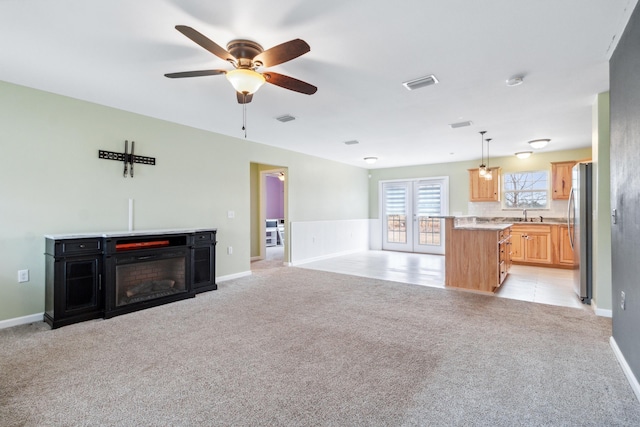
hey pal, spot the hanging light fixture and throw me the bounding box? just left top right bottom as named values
left=484, top=138, right=493, bottom=180
left=478, top=131, right=487, bottom=176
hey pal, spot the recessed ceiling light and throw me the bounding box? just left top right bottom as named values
left=506, top=75, right=524, bottom=86
left=402, top=74, right=439, bottom=91
left=275, top=114, right=296, bottom=123
left=364, top=157, right=378, bottom=164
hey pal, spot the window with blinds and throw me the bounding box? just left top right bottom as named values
left=416, top=184, right=442, bottom=245
left=384, top=184, right=407, bottom=244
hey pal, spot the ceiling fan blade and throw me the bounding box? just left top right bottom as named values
left=164, top=70, right=226, bottom=78
left=263, top=72, right=317, bottom=95
left=236, top=92, right=253, bottom=104
left=254, top=39, right=310, bottom=67
left=175, top=25, right=235, bottom=63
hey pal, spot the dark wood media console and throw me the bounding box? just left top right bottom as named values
left=44, top=229, right=217, bottom=329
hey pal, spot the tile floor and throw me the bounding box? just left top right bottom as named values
left=260, top=246, right=588, bottom=311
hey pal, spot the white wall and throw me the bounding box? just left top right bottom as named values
left=290, top=219, right=370, bottom=265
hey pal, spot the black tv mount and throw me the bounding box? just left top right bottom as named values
left=98, top=140, right=155, bottom=178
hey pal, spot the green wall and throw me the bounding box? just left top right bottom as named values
left=0, top=80, right=369, bottom=322
left=368, top=148, right=593, bottom=218
left=593, top=92, right=612, bottom=312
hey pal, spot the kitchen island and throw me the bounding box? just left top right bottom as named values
left=441, top=217, right=512, bottom=293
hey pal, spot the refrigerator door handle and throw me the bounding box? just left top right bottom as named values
left=567, top=187, right=575, bottom=250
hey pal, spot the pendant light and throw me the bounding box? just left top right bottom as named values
left=484, top=138, right=493, bottom=180
left=478, top=131, right=487, bottom=176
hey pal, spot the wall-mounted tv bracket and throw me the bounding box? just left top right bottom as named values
left=98, top=140, right=156, bottom=178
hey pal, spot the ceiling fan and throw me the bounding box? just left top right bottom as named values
left=165, top=25, right=317, bottom=104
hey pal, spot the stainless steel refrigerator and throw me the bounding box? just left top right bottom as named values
left=567, top=162, right=592, bottom=304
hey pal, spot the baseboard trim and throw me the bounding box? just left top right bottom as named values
left=216, top=271, right=252, bottom=282
left=610, top=336, right=640, bottom=403
left=0, top=313, right=44, bottom=330
left=593, top=303, right=613, bottom=318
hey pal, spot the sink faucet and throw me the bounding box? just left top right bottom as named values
left=522, top=209, right=527, bottom=222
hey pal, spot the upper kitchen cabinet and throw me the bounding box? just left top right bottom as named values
left=468, top=167, right=501, bottom=202
left=550, top=161, right=575, bottom=200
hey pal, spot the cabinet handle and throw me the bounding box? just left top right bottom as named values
left=98, top=274, right=102, bottom=291
left=79, top=244, right=86, bottom=248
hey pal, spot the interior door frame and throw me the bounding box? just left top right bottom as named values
left=258, top=167, right=287, bottom=262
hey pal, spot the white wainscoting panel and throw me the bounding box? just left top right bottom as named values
left=290, top=219, right=370, bottom=265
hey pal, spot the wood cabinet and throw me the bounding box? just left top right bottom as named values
left=443, top=218, right=511, bottom=293
left=556, top=224, right=575, bottom=266
left=191, top=230, right=218, bottom=293
left=468, top=167, right=501, bottom=202
left=511, top=224, right=553, bottom=265
left=45, top=238, right=104, bottom=329
left=551, top=161, right=575, bottom=200
left=45, top=229, right=218, bottom=329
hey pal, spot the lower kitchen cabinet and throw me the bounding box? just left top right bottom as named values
left=443, top=218, right=511, bottom=293
left=556, top=224, right=575, bottom=266
left=511, top=224, right=553, bottom=265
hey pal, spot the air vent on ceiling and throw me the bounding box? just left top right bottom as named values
left=402, top=74, right=439, bottom=91
left=276, top=114, right=296, bottom=123
left=449, top=120, right=473, bottom=129
left=343, top=140, right=359, bottom=145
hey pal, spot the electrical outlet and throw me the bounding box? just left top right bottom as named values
left=227, top=246, right=233, bottom=255
left=621, top=291, right=626, bottom=310
left=18, top=269, right=29, bottom=283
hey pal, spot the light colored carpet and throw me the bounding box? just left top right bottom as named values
left=1, top=266, right=639, bottom=426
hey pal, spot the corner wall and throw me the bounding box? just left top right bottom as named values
left=610, top=0, right=640, bottom=397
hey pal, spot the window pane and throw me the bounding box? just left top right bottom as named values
left=503, top=171, right=549, bottom=209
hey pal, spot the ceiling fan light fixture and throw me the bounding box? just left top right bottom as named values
left=528, top=138, right=550, bottom=149
left=225, top=69, right=266, bottom=94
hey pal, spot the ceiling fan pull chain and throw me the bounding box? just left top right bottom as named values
left=242, top=93, right=247, bottom=138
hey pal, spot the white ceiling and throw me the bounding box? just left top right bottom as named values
left=0, top=0, right=636, bottom=168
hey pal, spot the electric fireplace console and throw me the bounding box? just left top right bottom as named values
left=44, top=229, right=217, bottom=329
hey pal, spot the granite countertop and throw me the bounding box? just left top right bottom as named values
left=45, top=228, right=217, bottom=239
left=453, top=223, right=513, bottom=231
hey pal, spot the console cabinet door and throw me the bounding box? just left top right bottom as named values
left=57, top=255, right=102, bottom=318
left=191, top=231, right=217, bottom=293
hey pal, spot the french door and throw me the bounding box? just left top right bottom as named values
left=381, top=178, right=448, bottom=254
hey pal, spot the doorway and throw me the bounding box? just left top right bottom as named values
left=381, top=177, right=449, bottom=254
left=254, top=166, right=287, bottom=267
